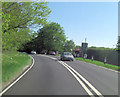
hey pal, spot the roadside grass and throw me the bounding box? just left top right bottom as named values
left=75, top=57, right=120, bottom=71
left=2, top=51, right=32, bottom=88
left=58, top=54, right=61, bottom=56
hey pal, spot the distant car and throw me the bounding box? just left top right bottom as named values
left=49, top=51, right=56, bottom=55
left=31, top=51, right=36, bottom=54
left=40, top=51, right=46, bottom=54
left=23, top=52, right=27, bottom=54
left=60, top=52, right=74, bottom=61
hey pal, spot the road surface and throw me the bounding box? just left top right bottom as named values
left=2, top=54, right=119, bottom=96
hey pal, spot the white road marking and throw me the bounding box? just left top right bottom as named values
left=77, top=61, right=119, bottom=73
left=61, top=61, right=104, bottom=97
left=39, top=55, right=104, bottom=97
left=0, top=55, right=35, bottom=96
left=58, top=61, right=95, bottom=97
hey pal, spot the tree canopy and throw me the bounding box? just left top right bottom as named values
left=32, top=22, right=66, bottom=53
left=75, top=45, right=81, bottom=49
left=2, top=2, right=77, bottom=53
left=64, top=40, right=75, bottom=52
left=2, top=2, right=51, bottom=51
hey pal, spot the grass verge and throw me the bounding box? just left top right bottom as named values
left=75, top=57, right=120, bottom=71
left=58, top=54, right=61, bottom=56
left=2, top=51, right=32, bottom=89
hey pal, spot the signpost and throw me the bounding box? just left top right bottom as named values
left=81, top=41, right=88, bottom=58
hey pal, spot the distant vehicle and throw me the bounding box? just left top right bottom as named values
left=49, top=51, right=56, bottom=55
left=60, top=52, right=74, bottom=61
left=31, top=51, right=36, bottom=54
left=23, top=52, right=27, bottom=54
left=40, top=51, right=46, bottom=54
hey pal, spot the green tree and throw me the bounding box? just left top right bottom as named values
left=64, top=40, right=75, bottom=52
left=75, top=45, right=80, bottom=49
left=34, top=22, right=66, bottom=53
left=2, top=2, right=51, bottom=51
left=2, top=28, right=32, bottom=51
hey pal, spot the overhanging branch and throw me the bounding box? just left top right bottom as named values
left=3, top=19, right=32, bottom=33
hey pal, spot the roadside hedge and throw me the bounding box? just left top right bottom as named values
left=87, top=48, right=119, bottom=66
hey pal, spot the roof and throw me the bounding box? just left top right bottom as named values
left=73, top=49, right=81, bottom=51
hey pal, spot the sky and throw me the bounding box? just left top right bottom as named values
left=47, top=2, right=118, bottom=48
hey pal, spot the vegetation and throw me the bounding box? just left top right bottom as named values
left=88, top=46, right=115, bottom=50
left=1, top=2, right=51, bottom=88
left=88, top=46, right=120, bottom=52
left=2, top=51, right=32, bottom=88
left=64, top=40, right=75, bottom=52
left=75, top=57, right=120, bottom=71
left=2, top=2, right=76, bottom=53
left=2, top=2, right=51, bottom=51
left=75, top=45, right=81, bottom=49
left=2, top=2, right=118, bottom=90
left=21, top=22, right=76, bottom=53
left=87, top=47, right=118, bottom=66
left=35, top=22, right=66, bottom=53
left=1, top=2, right=76, bottom=89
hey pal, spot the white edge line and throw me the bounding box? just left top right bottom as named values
left=62, top=62, right=103, bottom=97
left=77, top=60, right=119, bottom=73
left=0, top=55, right=35, bottom=96
left=40, top=55, right=119, bottom=73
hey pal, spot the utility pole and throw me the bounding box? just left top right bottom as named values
left=81, top=37, right=88, bottom=58
left=85, top=37, right=87, bottom=43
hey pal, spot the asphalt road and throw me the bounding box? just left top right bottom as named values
left=3, top=54, right=119, bottom=96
